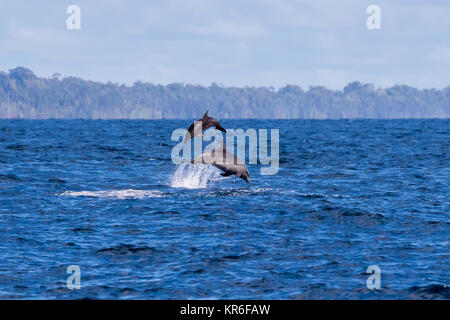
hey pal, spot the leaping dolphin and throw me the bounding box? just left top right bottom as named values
left=184, top=110, right=226, bottom=143
left=191, top=143, right=250, bottom=183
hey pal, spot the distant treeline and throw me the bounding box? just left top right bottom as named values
left=0, top=67, right=448, bottom=119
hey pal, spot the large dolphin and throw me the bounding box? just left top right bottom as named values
left=191, top=143, right=250, bottom=183
left=184, top=110, right=226, bottom=143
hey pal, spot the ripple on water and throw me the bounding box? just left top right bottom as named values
left=59, top=189, right=165, bottom=199
left=95, top=244, right=157, bottom=256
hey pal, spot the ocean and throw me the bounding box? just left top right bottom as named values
left=0, top=119, right=448, bottom=299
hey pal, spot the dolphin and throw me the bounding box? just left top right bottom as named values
left=191, top=143, right=250, bottom=183
left=184, top=110, right=226, bottom=143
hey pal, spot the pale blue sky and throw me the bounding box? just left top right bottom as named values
left=0, top=0, right=449, bottom=89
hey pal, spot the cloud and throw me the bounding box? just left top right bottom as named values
left=261, top=0, right=363, bottom=30
left=428, top=48, right=450, bottom=64
left=0, top=0, right=449, bottom=89
left=4, top=23, right=77, bottom=49
left=189, top=19, right=265, bottom=39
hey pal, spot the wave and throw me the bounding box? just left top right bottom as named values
left=60, top=189, right=164, bottom=199
left=0, top=174, right=21, bottom=182
left=95, top=244, right=156, bottom=256
left=170, top=163, right=221, bottom=189
left=406, top=284, right=450, bottom=299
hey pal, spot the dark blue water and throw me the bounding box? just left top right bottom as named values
left=0, top=119, right=448, bottom=299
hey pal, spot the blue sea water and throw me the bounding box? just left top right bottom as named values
left=0, top=119, right=448, bottom=299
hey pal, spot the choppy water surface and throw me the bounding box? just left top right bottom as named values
left=0, top=119, right=448, bottom=299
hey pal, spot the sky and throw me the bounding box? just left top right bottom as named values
left=0, top=0, right=449, bottom=89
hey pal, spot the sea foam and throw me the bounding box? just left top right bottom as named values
left=60, top=189, right=164, bottom=199
left=170, top=164, right=220, bottom=189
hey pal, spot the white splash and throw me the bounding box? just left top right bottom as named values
left=60, top=189, right=164, bottom=199
left=170, top=164, right=220, bottom=189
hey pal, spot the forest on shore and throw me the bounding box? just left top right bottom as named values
left=1, top=67, right=448, bottom=119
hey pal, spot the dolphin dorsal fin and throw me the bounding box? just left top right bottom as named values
left=203, top=110, right=209, bottom=119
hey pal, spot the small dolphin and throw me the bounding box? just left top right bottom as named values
left=191, top=143, right=250, bottom=183
left=184, top=110, right=226, bottom=143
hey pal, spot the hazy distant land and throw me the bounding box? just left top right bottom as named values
left=1, top=67, right=448, bottom=119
